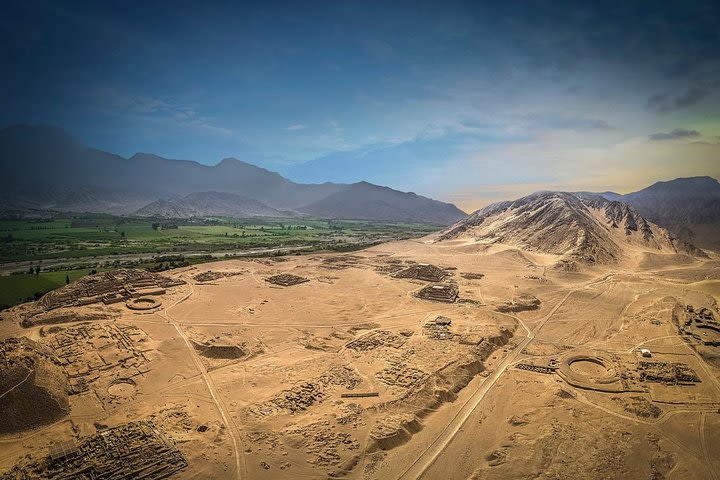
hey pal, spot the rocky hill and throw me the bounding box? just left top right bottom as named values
left=439, top=192, right=701, bottom=266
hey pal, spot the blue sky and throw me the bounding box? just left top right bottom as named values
left=2, top=0, right=719, bottom=210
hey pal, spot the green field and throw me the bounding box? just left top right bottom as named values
left=0, top=268, right=106, bottom=309
left=0, top=214, right=443, bottom=309
left=0, top=215, right=438, bottom=262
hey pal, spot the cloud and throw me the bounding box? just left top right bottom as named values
left=648, top=128, right=701, bottom=141
left=646, top=87, right=711, bottom=112
left=84, top=87, right=233, bottom=136
left=88, top=87, right=171, bottom=114
left=286, top=124, right=305, bottom=131
left=444, top=133, right=720, bottom=211
left=527, top=114, right=613, bottom=132
left=184, top=118, right=233, bottom=136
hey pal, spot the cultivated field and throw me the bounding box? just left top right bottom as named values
left=0, top=215, right=439, bottom=308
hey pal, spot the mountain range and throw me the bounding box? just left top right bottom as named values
left=0, top=125, right=466, bottom=224
left=439, top=191, right=703, bottom=267
left=1, top=125, right=718, bottom=244
left=596, top=176, right=720, bottom=250
left=135, top=191, right=284, bottom=218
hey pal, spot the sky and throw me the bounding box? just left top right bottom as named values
left=1, top=0, right=719, bottom=212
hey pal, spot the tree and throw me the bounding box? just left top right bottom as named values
left=66, top=275, right=70, bottom=285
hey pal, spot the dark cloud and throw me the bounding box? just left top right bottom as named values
left=2, top=0, right=719, bottom=164
left=691, top=135, right=720, bottom=145
left=647, top=87, right=712, bottom=112
left=646, top=93, right=670, bottom=112
left=674, top=87, right=709, bottom=109
left=648, top=128, right=701, bottom=141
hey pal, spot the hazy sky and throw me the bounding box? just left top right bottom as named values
left=2, top=0, right=719, bottom=211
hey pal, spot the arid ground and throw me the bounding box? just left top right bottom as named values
left=1, top=234, right=719, bottom=479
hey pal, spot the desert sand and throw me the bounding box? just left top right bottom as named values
left=1, top=231, right=719, bottom=479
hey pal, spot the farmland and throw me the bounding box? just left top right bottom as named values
left=0, top=213, right=441, bottom=308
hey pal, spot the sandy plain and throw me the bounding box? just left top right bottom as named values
left=1, top=235, right=719, bottom=479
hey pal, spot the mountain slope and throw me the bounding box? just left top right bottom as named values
left=299, top=181, right=466, bottom=224
left=135, top=191, right=283, bottom=218
left=0, top=125, right=465, bottom=223
left=439, top=192, right=701, bottom=266
left=599, top=177, right=720, bottom=250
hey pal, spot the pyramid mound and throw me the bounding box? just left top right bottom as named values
left=191, top=339, right=246, bottom=359
left=393, top=263, right=447, bottom=282
left=36, top=268, right=184, bottom=311
left=439, top=192, right=701, bottom=265
left=265, top=274, right=309, bottom=286
left=416, top=283, right=459, bottom=303
left=0, top=337, right=69, bottom=433
left=496, top=294, right=541, bottom=313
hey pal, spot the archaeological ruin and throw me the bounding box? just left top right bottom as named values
left=415, top=283, right=459, bottom=303
left=345, top=330, right=408, bottom=351
left=192, top=270, right=243, bottom=282
left=680, top=304, right=720, bottom=346
left=14, top=269, right=184, bottom=327
left=460, top=272, right=485, bottom=280
left=393, top=263, right=447, bottom=282
left=496, top=294, right=541, bottom=313
left=636, top=361, right=701, bottom=385
left=126, top=296, right=162, bottom=311
left=515, top=362, right=558, bottom=374
left=0, top=337, right=70, bottom=433
left=191, top=339, right=245, bottom=359
left=555, top=351, right=638, bottom=393
left=39, top=322, right=152, bottom=401
left=423, top=316, right=458, bottom=341
left=0, top=420, right=187, bottom=480
left=264, top=274, right=310, bottom=286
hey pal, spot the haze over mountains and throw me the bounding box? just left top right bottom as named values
left=439, top=191, right=703, bottom=267
left=597, top=177, right=720, bottom=250
left=0, top=125, right=466, bottom=224
left=135, top=191, right=284, bottom=219
left=1, top=125, right=719, bottom=245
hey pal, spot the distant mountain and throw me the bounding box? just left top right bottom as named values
left=439, top=191, right=701, bottom=267
left=598, top=177, right=720, bottom=250
left=135, top=191, right=283, bottom=218
left=298, top=181, right=465, bottom=224
left=0, top=125, right=466, bottom=224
